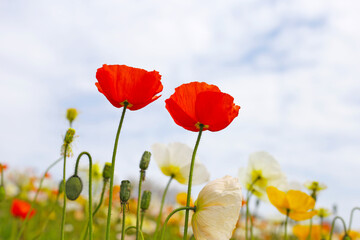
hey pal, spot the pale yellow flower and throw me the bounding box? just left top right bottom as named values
left=304, top=181, right=327, bottom=192
left=192, top=176, right=243, bottom=240
left=152, top=142, right=209, bottom=185
left=239, top=151, right=287, bottom=200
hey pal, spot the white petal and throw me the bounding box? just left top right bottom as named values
left=192, top=176, right=243, bottom=240
left=179, top=162, right=210, bottom=185
left=168, top=142, right=197, bottom=168
left=151, top=143, right=170, bottom=167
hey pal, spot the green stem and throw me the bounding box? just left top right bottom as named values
left=125, top=226, right=145, bottom=240
left=245, top=176, right=260, bottom=240
left=121, top=204, right=127, bottom=240
left=33, top=192, right=61, bottom=240
left=329, top=216, right=347, bottom=240
left=81, top=180, right=108, bottom=240
left=16, top=157, right=63, bottom=240
left=140, top=211, right=145, bottom=230
left=162, top=207, right=196, bottom=240
left=106, top=103, right=128, bottom=240
left=74, top=152, right=93, bottom=240
left=155, top=176, right=173, bottom=235
left=320, top=216, right=324, bottom=239
left=348, top=207, right=360, bottom=231
left=284, top=210, right=289, bottom=240
left=307, top=209, right=314, bottom=240
left=60, top=145, right=69, bottom=240
left=136, top=171, right=145, bottom=240
left=183, top=126, right=203, bottom=240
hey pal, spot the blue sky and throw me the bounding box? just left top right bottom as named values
left=1, top=0, right=360, bottom=226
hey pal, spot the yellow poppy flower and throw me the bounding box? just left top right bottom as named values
left=191, top=176, right=243, bottom=240
left=266, top=186, right=317, bottom=221
left=176, top=192, right=194, bottom=207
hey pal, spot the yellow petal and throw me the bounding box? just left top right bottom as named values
left=266, top=186, right=289, bottom=209
left=289, top=210, right=317, bottom=221
left=287, top=190, right=315, bottom=211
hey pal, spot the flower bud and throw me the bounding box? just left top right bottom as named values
left=102, top=162, right=112, bottom=181
left=120, top=180, right=131, bottom=204
left=66, top=108, right=78, bottom=125
left=65, top=175, right=83, bottom=200
left=141, top=190, right=151, bottom=211
left=0, top=185, right=5, bottom=202
left=64, top=128, right=76, bottom=144
left=58, top=181, right=65, bottom=194
left=139, top=151, right=151, bottom=171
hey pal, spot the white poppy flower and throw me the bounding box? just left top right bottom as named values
left=238, top=151, right=287, bottom=200
left=152, top=142, right=210, bottom=185
left=191, top=176, right=243, bottom=240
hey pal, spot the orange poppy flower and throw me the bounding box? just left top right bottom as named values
left=11, top=199, right=36, bottom=220
left=165, top=82, right=240, bottom=132
left=95, top=64, right=163, bottom=110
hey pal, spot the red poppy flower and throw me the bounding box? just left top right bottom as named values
left=165, top=82, right=240, bottom=132
left=0, top=164, right=7, bottom=171
left=11, top=199, right=36, bottom=220
left=96, top=64, right=163, bottom=110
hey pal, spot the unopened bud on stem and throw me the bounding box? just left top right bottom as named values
left=141, top=190, right=151, bottom=211
left=65, top=175, right=83, bottom=200
left=120, top=180, right=131, bottom=204
left=102, top=162, right=112, bottom=181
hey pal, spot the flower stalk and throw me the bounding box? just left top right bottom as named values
left=183, top=125, right=204, bottom=240
left=329, top=216, right=347, bottom=240
left=155, top=176, right=173, bottom=236
left=106, top=103, right=128, bottom=240
left=161, top=207, right=196, bottom=240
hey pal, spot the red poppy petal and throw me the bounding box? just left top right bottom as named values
left=95, top=82, right=122, bottom=108
left=165, top=98, right=199, bottom=131
left=168, top=82, right=221, bottom=121
left=195, top=91, right=240, bottom=131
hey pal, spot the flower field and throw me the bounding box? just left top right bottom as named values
left=0, top=65, right=359, bottom=240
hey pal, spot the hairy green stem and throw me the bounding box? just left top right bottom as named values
left=183, top=126, right=203, bottom=240
left=106, top=103, right=128, bottom=240
left=74, top=152, right=93, bottom=240
left=121, top=204, right=127, bottom=240
left=245, top=176, right=260, bottom=240
left=155, top=176, right=173, bottom=236
left=60, top=145, right=69, bottom=240
left=284, top=210, right=290, bottom=240
left=348, top=207, right=360, bottom=232
left=140, top=211, right=145, bottom=230
left=81, top=180, right=108, bottom=240
left=0, top=163, right=4, bottom=186
left=136, top=171, right=145, bottom=240
left=162, top=207, right=196, bottom=240
left=329, top=216, right=347, bottom=240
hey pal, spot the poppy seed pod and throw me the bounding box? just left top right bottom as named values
left=0, top=185, right=5, bottom=202
left=102, top=162, right=112, bottom=181
left=64, top=128, right=76, bottom=144
left=120, top=180, right=131, bottom=204
left=139, top=151, right=151, bottom=171
left=141, top=190, right=151, bottom=211
left=66, top=108, right=78, bottom=125
left=65, top=175, right=83, bottom=200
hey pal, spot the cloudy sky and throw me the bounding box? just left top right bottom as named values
left=1, top=0, right=359, bottom=225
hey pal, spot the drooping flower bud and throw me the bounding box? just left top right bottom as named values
left=102, top=162, right=112, bottom=181
left=120, top=180, right=131, bottom=204
left=65, top=175, right=83, bottom=200
left=0, top=185, right=5, bottom=202
left=66, top=108, right=78, bottom=126
left=140, top=190, right=151, bottom=211
left=64, top=128, right=76, bottom=145
left=139, top=151, right=151, bottom=171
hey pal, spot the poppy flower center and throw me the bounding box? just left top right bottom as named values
left=195, top=122, right=209, bottom=130
left=120, top=100, right=133, bottom=108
